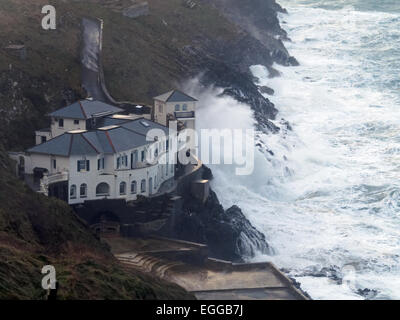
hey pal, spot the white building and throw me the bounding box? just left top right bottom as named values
left=11, top=91, right=197, bottom=205
left=153, top=90, right=197, bottom=131
left=35, top=99, right=124, bottom=145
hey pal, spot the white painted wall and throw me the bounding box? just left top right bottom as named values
left=154, top=100, right=196, bottom=126
left=67, top=141, right=174, bottom=205
left=50, top=117, right=86, bottom=138
left=24, top=153, right=69, bottom=175
left=35, top=130, right=52, bottom=145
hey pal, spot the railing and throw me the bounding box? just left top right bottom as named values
left=174, top=111, right=195, bottom=119
left=46, top=172, right=69, bottom=185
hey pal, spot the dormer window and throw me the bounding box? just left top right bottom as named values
left=58, top=119, right=64, bottom=128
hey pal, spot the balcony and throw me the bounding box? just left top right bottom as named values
left=45, top=172, right=69, bottom=185
left=174, top=111, right=195, bottom=119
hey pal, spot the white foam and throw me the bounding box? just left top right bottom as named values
left=191, top=1, right=400, bottom=299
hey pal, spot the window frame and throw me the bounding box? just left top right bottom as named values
left=80, top=183, right=87, bottom=198
left=131, top=181, right=137, bottom=194
left=119, top=182, right=127, bottom=195
left=70, top=185, right=77, bottom=199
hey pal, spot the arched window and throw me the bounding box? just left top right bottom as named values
left=120, top=182, right=126, bottom=195
left=131, top=181, right=137, bottom=194
left=80, top=183, right=87, bottom=198
left=70, top=185, right=77, bottom=199
left=175, top=104, right=180, bottom=111
left=182, top=104, right=188, bottom=111
left=96, top=183, right=110, bottom=197
left=141, top=179, right=146, bottom=193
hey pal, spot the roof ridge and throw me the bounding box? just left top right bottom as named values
left=78, top=100, right=88, bottom=119
left=104, top=131, right=116, bottom=153
left=80, top=133, right=100, bottom=154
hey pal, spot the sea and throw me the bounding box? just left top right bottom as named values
left=194, top=0, right=400, bottom=299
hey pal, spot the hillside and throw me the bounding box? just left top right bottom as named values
left=0, top=0, right=293, bottom=299
left=0, top=143, right=193, bottom=299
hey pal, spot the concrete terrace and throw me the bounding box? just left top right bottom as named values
left=104, top=236, right=308, bottom=300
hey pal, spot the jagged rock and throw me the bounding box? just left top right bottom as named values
left=201, top=165, right=213, bottom=180
left=166, top=167, right=271, bottom=262
left=259, top=85, right=275, bottom=95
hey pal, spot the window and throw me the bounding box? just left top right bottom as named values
left=74, top=120, right=80, bottom=125
left=80, top=184, right=87, bottom=198
left=52, top=159, right=56, bottom=170
left=131, top=181, right=137, bottom=194
left=96, top=183, right=110, bottom=196
left=124, top=155, right=128, bottom=167
left=58, top=119, right=64, bottom=128
left=175, top=104, right=180, bottom=111
left=131, top=151, right=138, bottom=169
left=116, top=157, right=120, bottom=169
left=141, top=179, right=146, bottom=193
left=154, top=148, right=158, bottom=157
left=117, top=155, right=128, bottom=169
left=166, top=139, right=169, bottom=151
left=97, top=158, right=105, bottom=170
left=41, top=136, right=47, bottom=144
left=141, top=150, right=145, bottom=162
left=182, top=104, right=188, bottom=111
left=77, top=159, right=89, bottom=172
left=120, top=182, right=126, bottom=195
left=70, top=185, right=77, bottom=199
left=149, top=177, right=153, bottom=194
left=158, top=104, right=162, bottom=113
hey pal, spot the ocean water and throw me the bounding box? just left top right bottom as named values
left=195, top=0, right=400, bottom=299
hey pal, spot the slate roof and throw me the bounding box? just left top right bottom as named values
left=27, top=118, right=169, bottom=156
left=48, top=100, right=123, bottom=120
left=153, top=90, right=197, bottom=103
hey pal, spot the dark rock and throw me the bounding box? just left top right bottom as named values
left=201, top=165, right=213, bottom=180
left=357, top=288, right=378, bottom=300
left=167, top=167, right=271, bottom=262
left=259, top=86, right=275, bottom=95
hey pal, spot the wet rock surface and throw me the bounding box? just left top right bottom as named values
left=161, top=167, right=271, bottom=262
left=171, top=189, right=271, bottom=262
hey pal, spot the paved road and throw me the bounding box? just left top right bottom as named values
left=81, top=18, right=115, bottom=104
